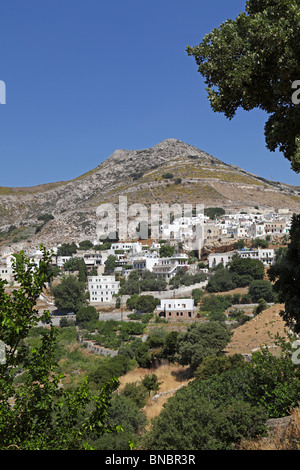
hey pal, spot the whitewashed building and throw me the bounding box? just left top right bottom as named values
left=151, top=254, right=190, bottom=280
left=88, top=275, right=120, bottom=303
left=156, top=298, right=197, bottom=321
left=208, top=252, right=235, bottom=269
left=247, top=222, right=265, bottom=239
left=208, top=248, right=275, bottom=269
left=56, top=256, right=72, bottom=269
left=0, top=254, right=15, bottom=282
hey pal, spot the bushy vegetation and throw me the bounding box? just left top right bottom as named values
left=80, top=319, right=146, bottom=350
left=52, top=274, right=86, bottom=313
left=119, top=270, right=167, bottom=295
left=169, top=267, right=207, bottom=289
left=204, top=207, right=225, bottom=219
left=206, top=258, right=267, bottom=294
left=126, top=294, right=160, bottom=313
left=143, top=335, right=300, bottom=450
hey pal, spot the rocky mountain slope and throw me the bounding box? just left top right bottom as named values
left=1, top=138, right=300, bottom=248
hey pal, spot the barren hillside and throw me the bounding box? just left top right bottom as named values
left=1, top=139, right=300, bottom=249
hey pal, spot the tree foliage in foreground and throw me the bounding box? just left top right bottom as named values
left=0, top=247, right=121, bottom=450
left=187, top=0, right=300, bottom=172
left=268, top=214, right=300, bottom=333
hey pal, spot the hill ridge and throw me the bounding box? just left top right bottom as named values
left=0, top=138, right=299, bottom=247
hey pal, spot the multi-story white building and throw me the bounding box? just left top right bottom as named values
left=264, top=221, right=288, bottom=236
left=81, top=251, right=108, bottom=269
left=88, top=275, right=120, bottom=303
left=151, top=254, right=190, bottom=280
left=132, top=256, right=159, bottom=271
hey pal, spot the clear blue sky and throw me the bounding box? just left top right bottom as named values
left=0, top=0, right=299, bottom=187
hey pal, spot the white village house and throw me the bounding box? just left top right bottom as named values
left=156, top=298, right=197, bottom=321
left=88, top=274, right=120, bottom=303
left=208, top=248, right=275, bottom=269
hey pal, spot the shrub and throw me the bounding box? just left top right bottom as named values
left=229, top=258, right=264, bottom=280
left=249, top=280, right=275, bottom=303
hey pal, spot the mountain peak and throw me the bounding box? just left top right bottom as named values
left=104, top=138, right=219, bottom=171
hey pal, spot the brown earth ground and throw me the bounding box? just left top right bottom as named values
left=117, top=363, right=193, bottom=425
left=225, top=303, right=288, bottom=356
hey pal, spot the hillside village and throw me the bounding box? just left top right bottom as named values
left=0, top=206, right=292, bottom=312
left=1, top=202, right=299, bottom=451
left=0, top=204, right=291, bottom=319
left=3, top=0, right=300, bottom=453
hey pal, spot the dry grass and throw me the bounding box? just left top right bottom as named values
left=225, top=303, right=288, bottom=357
left=118, top=363, right=193, bottom=424
left=238, top=408, right=300, bottom=450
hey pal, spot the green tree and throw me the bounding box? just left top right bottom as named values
left=251, top=238, right=269, bottom=248
left=206, top=264, right=236, bottom=293
left=52, top=275, right=86, bottom=313
left=204, top=207, right=225, bottom=219
left=104, top=255, right=117, bottom=274
left=176, top=321, right=232, bottom=371
left=144, top=385, right=266, bottom=450
left=192, top=288, right=205, bottom=305
left=0, top=247, right=121, bottom=450
left=246, top=338, right=300, bottom=418
left=194, top=354, right=245, bottom=381
left=57, top=243, right=77, bottom=256
left=76, top=305, right=98, bottom=325
left=93, top=394, right=147, bottom=450
left=229, top=257, right=264, bottom=280
left=63, top=257, right=88, bottom=282
left=78, top=240, right=94, bottom=250
left=159, top=244, right=175, bottom=258
left=268, top=214, right=300, bottom=332
left=135, top=295, right=160, bottom=313
left=233, top=239, right=246, bottom=249
left=161, top=331, right=179, bottom=362
left=126, top=293, right=140, bottom=311
left=248, top=279, right=275, bottom=303
left=187, top=0, right=300, bottom=172
left=141, top=374, right=161, bottom=396
left=120, top=382, right=148, bottom=409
